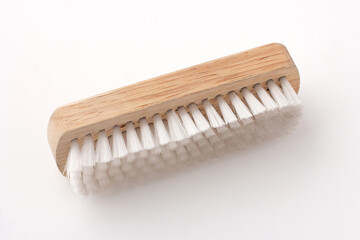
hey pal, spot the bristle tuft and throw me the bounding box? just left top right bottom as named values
left=241, top=88, right=267, bottom=116
left=81, top=134, right=96, bottom=170
left=203, top=99, right=226, bottom=129
left=267, top=80, right=289, bottom=108
left=279, top=77, right=301, bottom=105
left=254, top=84, right=279, bottom=111
left=216, top=95, right=241, bottom=129
left=188, top=103, right=211, bottom=132
left=178, top=106, right=201, bottom=139
left=95, top=130, right=112, bottom=164
left=139, top=118, right=156, bottom=151
left=166, top=110, right=189, bottom=143
left=153, top=114, right=171, bottom=146
left=112, top=125, right=128, bottom=160
left=126, top=122, right=143, bottom=162
left=228, top=91, right=253, bottom=125
left=66, top=139, right=82, bottom=177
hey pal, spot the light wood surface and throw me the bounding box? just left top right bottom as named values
left=47, top=43, right=300, bottom=175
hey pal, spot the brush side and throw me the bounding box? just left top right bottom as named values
left=48, top=43, right=300, bottom=174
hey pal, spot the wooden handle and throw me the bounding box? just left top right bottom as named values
left=48, top=43, right=300, bottom=174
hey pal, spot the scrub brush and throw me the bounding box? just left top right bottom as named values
left=47, top=43, right=301, bottom=194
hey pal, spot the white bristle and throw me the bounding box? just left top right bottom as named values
left=94, top=135, right=111, bottom=178
left=279, top=77, right=301, bottom=105
left=69, top=172, right=82, bottom=183
left=83, top=171, right=98, bottom=191
left=254, top=84, right=279, bottom=111
left=70, top=182, right=86, bottom=194
left=188, top=103, right=211, bottom=132
left=153, top=114, right=171, bottom=146
left=241, top=88, right=267, bottom=115
left=135, top=157, right=146, bottom=168
left=108, top=164, right=122, bottom=176
left=202, top=99, right=226, bottom=129
left=110, top=158, right=121, bottom=168
left=166, top=110, right=189, bottom=143
left=65, top=139, right=82, bottom=177
left=95, top=130, right=112, bottom=165
left=112, top=172, right=125, bottom=183
left=136, top=127, right=148, bottom=159
left=149, top=123, right=165, bottom=155
left=126, top=121, right=143, bottom=162
left=202, top=99, right=235, bottom=142
left=153, top=158, right=166, bottom=170
left=216, top=95, right=241, bottom=129
left=126, top=170, right=138, bottom=178
left=108, top=153, right=122, bottom=178
left=267, top=80, right=289, bottom=108
left=197, top=138, right=215, bottom=156
left=203, top=128, right=218, bottom=141
left=81, top=134, right=96, bottom=175
left=185, top=141, right=202, bottom=159
left=228, top=91, right=253, bottom=124
left=178, top=106, right=202, bottom=141
left=69, top=175, right=83, bottom=184
left=94, top=144, right=112, bottom=182
left=161, top=149, right=176, bottom=162
left=94, top=163, right=109, bottom=176
left=82, top=173, right=94, bottom=184
left=139, top=118, right=156, bottom=150
left=98, top=179, right=111, bottom=189
left=206, top=130, right=225, bottom=147
left=139, top=164, right=152, bottom=175
left=94, top=168, right=110, bottom=181
left=121, top=161, right=134, bottom=172
left=166, top=155, right=178, bottom=166
left=175, top=145, right=188, bottom=162
left=112, top=125, right=128, bottom=160
left=67, top=139, right=86, bottom=194
left=148, top=153, right=161, bottom=164
left=188, top=103, right=224, bottom=147
left=85, top=179, right=99, bottom=194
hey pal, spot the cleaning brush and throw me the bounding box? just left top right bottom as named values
left=47, top=43, right=301, bottom=194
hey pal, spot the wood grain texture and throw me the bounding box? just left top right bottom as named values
left=47, top=43, right=300, bottom=175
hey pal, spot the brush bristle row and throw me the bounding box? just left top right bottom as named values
left=65, top=77, right=301, bottom=194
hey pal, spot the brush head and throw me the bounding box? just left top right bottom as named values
left=47, top=43, right=301, bottom=194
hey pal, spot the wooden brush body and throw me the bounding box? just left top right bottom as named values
left=47, top=43, right=300, bottom=174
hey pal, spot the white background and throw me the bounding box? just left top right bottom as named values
left=1, top=0, right=360, bottom=239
